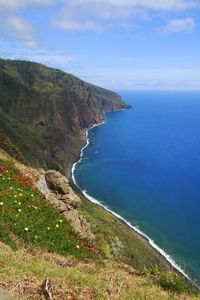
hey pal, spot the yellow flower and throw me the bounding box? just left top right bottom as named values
left=76, top=245, right=80, bottom=249
left=47, top=227, right=50, bottom=230
left=14, top=195, right=17, bottom=198
left=55, top=224, right=59, bottom=228
left=0, top=202, right=4, bottom=206
left=59, top=220, right=63, bottom=223
left=18, top=209, right=22, bottom=212
left=18, top=202, right=21, bottom=205
left=19, top=193, right=23, bottom=196
left=24, top=227, right=29, bottom=231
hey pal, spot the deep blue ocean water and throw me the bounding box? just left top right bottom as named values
left=73, top=91, right=200, bottom=284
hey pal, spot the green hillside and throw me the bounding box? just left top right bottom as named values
left=0, top=58, right=130, bottom=175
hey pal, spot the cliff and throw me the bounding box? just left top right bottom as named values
left=0, top=58, right=131, bottom=176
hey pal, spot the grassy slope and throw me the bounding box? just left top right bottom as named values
left=0, top=149, right=199, bottom=299
left=1, top=241, right=200, bottom=300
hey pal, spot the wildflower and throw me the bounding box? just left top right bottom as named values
left=47, top=227, right=50, bottom=230
left=31, top=194, right=34, bottom=197
left=18, top=209, right=22, bottom=212
left=24, top=227, right=29, bottom=231
left=59, top=220, right=63, bottom=223
left=55, top=224, right=59, bottom=228
left=76, top=245, right=80, bottom=249
left=18, top=202, right=21, bottom=205
left=14, top=195, right=17, bottom=198
left=9, top=187, right=13, bottom=190
left=0, top=202, right=4, bottom=206
left=19, top=193, right=23, bottom=196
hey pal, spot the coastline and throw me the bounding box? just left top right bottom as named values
left=71, top=111, right=192, bottom=284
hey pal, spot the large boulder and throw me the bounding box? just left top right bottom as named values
left=35, top=169, right=94, bottom=241
left=45, top=170, right=70, bottom=195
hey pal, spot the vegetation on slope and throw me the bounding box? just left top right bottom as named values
left=0, top=241, right=199, bottom=300
left=0, top=155, right=97, bottom=260
left=0, top=58, right=130, bottom=175
left=0, top=150, right=198, bottom=299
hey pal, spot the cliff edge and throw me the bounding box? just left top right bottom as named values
left=0, top=58, right=131, bottom=176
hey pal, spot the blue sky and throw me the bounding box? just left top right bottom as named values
left=0, top=0, right=200, bottom=90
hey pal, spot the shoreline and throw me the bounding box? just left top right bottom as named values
left=71, top=111, right=192, bottom=284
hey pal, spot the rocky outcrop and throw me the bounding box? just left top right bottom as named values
left=15, top=162, right=94, bottom=241
left=36, top=170, right=95, bottom=241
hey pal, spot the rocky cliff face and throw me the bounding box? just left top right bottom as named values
left=0, top=59, right=131, bottom=175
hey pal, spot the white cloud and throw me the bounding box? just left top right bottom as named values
left=51, top=0, right=198, bottom=32
left=65, top=0, right=198, bottom=11
left=163, top=18, right=196, bottom=33
left=0, top=0, right=198, bottom=34
left=0, top=0, right=198, bottom=12
left=76, top=67, right=200, bottom=90
left=53, top=18, right=103, bottom=32
left=0, top=46, right=77, bottom=69
left=7, top=16, right=34, bottom=40
left=0, top=0, right=56, bottom=11
left=5, top=16, right=39, bottom=48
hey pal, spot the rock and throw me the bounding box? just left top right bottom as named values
left=34, top=169, right=95, bottom=241
left=45, top=170, right=70, bottom=194
left=58, top=202, right=67, bottom=213
left=59, top=192, right=81, bottom=208
left=36, top=175, right=50, bottom=199
left=64, top=210, right=95, bottom=241
left=0, top=289, right=18, bottom=300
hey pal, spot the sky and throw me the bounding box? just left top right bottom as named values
left=0, top=0, right=200, bottom=91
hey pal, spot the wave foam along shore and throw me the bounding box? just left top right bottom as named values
left=71, top=115, right=192, bottom=285
left=71, top=120, right=105, bottom=186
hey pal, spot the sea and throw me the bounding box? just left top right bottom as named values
left=72, top=91, right=200, bottom=285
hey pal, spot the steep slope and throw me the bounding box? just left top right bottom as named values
left=0, top=150, right=198, bottom=299
left=0, top=58, right=130, bottom=175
